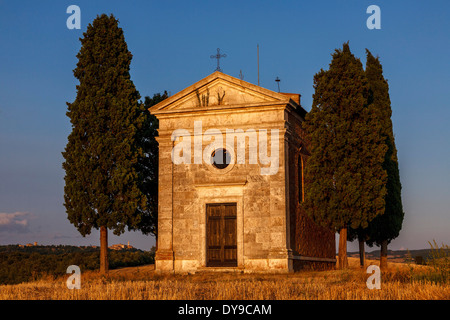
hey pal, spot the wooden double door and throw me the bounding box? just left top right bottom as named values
left=206, top=203, right=237, bottom=267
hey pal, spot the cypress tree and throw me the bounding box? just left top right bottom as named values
left=303, top=43, right=387, bottom=269
left=62, top=14, right=147, bottom=274
left=134, top=92, right=169, bottom=241
left=362, top=50, right=405, bottom=269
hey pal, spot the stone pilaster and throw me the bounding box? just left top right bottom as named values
left=155, top=136, right=175, bottom=273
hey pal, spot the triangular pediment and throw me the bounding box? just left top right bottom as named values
left=149, top=71, right=293, bottom=115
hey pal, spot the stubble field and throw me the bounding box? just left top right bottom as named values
left=0, top=258, right=448, bottom=300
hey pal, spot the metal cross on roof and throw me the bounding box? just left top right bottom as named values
left=210, top=48, right=227, bottom=72
left=275, top=76, right=281, bottom=92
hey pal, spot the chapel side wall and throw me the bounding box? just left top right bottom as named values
left=286, top=110, right=336, bottom=268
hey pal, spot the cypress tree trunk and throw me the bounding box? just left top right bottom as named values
left=359, top=238, right=366, bottom=268
left=100, top=226, right=109, bottom=275
left=380, top=239, right=388, bottom=269
left=338, top=227, right=348, bottom=269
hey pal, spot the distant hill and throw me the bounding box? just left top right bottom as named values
left=0, top=244, right=155, bottom=285
left=348, top=248, right=449, bottom=264
left=0, top=244, right=100, bottom=254
left=0, top=244, right=148, bottom=254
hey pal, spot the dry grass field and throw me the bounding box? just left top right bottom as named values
left=0, top=257, right=448, bottom=300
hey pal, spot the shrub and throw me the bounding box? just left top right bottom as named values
left=414, top=256, right=425, bottom=265
left=426, top=240, right=449, bottom=283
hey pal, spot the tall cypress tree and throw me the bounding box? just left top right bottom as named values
left=134, top=92, right=169, bottom=240
left=303, top=43, right=387, bottom=269
left=62, top=14, right=147, bottom=274
left=362, top=50, right=404, bottom=269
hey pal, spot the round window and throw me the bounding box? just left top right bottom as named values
left=211, top=148, right=231, bottom=169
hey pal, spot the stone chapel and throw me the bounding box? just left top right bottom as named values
left=149, top=71, right=335, bottom=273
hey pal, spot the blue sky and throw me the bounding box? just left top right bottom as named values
left=0, top=0, right=449, bottom=251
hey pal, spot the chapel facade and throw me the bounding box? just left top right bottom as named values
left=149, top=71, right=335, bottom=273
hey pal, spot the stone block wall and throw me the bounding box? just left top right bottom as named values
left=155, top=106, right=292, bottom=273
